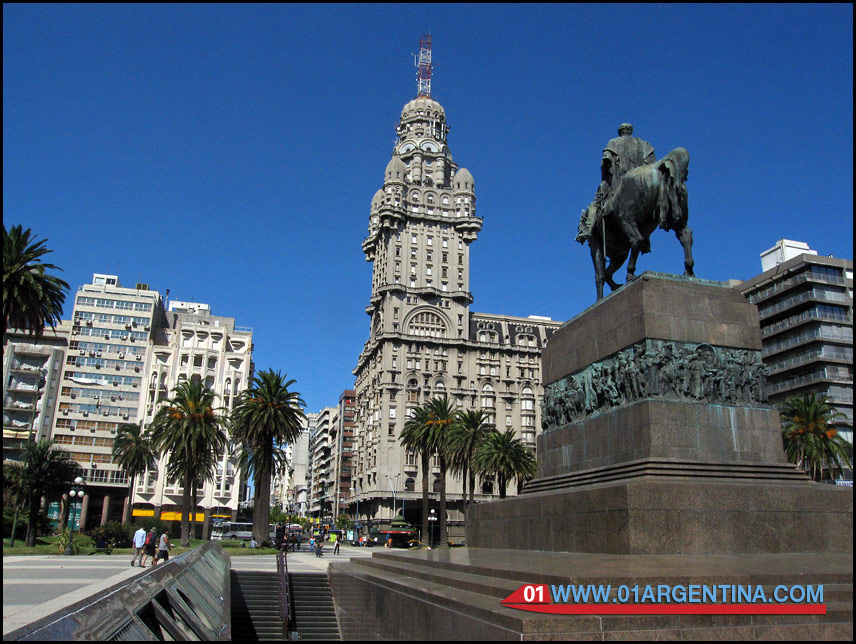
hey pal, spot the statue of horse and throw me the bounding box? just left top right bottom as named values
left=587, top=147, right=694, bottom=300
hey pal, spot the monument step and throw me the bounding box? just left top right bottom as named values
left=352, top=555, right=852, bottom=606
left=523, top=458, right=810, bottom=494
left=331, top=557, right=852, bottom=640
left=365, top=549, right=853, bottom=588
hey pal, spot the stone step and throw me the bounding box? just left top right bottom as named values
left=351, top=554, right=852, bottom=606
left=330, top=557, right=853, bottom=640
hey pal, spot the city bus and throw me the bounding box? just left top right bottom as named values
left=211, top=522, right=276, bottom=542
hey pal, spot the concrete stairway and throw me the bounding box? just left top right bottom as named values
left=230, top=570, right=286, bottom=640
left=329, top=549, right=853, bottom=640
left=291, top=572, right=341, bottom=640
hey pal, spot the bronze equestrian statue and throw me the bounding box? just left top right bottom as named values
left=577, top=124, right=695, bottom=300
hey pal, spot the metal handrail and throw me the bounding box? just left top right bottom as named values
left=277, top=546, right=293, bottom=638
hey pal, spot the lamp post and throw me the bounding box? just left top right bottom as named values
left=385, top=474, right=400, bottom=517
left=428, top=508, right=437, bottom=548
left=64, top=476, right=85, bottom=555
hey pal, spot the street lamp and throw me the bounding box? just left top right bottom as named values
left=385, top=474, right=400, bottom=517
left=428, top=508, right=437, bottom=548
left=64, top=476, right=85, bottom=556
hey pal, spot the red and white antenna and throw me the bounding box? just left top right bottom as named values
left=415, top=34, right=433, bottom=98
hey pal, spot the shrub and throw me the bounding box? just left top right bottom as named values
left=87, top=521, right=132, bottom=548
left=53, top=528, right=80, bottom=554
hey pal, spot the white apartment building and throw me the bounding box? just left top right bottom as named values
left=132, top=299, right=254, bottom=531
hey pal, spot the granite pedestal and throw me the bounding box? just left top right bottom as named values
left=470, top=273, right=852, bottom=555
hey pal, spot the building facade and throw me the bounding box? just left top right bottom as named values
left=131, top=298, right=254, bottom=529
left=3, top=323, right=72, bottom=457
left=739, top=240, right=853, bottom=479
left=41, top=275, right=254, bottom=530
left=351, top=93, right=561, bottom=535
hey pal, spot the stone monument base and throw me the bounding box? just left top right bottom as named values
left=329, top=549, right=853, bottom=640
left=467, top=475, right=853, bottom=555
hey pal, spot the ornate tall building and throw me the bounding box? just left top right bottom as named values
left=351, top=57, right=560, bottom=536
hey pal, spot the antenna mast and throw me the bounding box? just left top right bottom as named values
left=416, top=34, right=433, bottom=98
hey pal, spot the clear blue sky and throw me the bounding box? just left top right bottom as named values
left=4, top=4, right=853, bottom=413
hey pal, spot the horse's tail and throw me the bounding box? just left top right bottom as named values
left=655, top=148, right=690, bottom=230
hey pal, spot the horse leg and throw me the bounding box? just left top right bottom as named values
left=590, top=241, right=605, bottom=300
left=676, top=226, right=695, bottom=276
left=618, top=217, right=646, bottom=252
left=626, top=247, right=641, bottom=282
left=605, top=248, right=629, bottom=291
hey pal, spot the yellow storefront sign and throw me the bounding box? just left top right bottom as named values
left=131, top=509, right=204, bottom=521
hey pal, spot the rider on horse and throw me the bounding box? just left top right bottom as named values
left=576, top=123, right=656, bottom=244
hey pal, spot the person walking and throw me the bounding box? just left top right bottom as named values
left=333, top=534, right=340, bottom=555
left=153, top=530, right=172, bottom=567
left=141, top=527, right=158, bottom=567
left=131, top=525, right=147, bottom=567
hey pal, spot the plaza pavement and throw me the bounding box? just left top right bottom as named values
left=2, top=543, right=374, bottom=637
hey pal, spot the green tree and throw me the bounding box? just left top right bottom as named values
left=423, top=396, right=459, bottom=547
left=4, top=439, right=82, bottom=546
left=781, top=393, right=852, bottom=481
left=149, top=380, right=227, bottom=546
left=474, top=428, right=537, bottom=499
left=400, top=405, right=432, bottom=544
left=3, top=224, right=69, bottom=339
left=112, top=422, right=158, bottom=524
left=448, top=408, right=493, bottom=525
left=230, top=370, right=306, bottom=546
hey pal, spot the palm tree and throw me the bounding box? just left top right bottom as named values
left=423, top=396, right=459, bottom=547
left=230, top=370, right=306, bottom=546
left=3, top=224, right=69, bottom=339
left=400, top=405, right=432, bottom=545
left=780, top=393, right=851, bottom=482
left=448, top=408, right=493, bottom=525
left=112, top=423, right=158, bottom=524
left=473, top=428, right=537, bottom=499
left=4, top=439, right=82, bottom=547
left=149, top=380, right=228, bottom=546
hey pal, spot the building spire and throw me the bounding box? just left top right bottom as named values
left=416, top=34, right=433, bottom=98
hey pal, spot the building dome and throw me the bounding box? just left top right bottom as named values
left=384, top=156, right=407, bottom=184
left=452, top=168, right=474, bottom=193
left=371, top=188, right=385, bottom=211
left=400, top=97, right=446, bottom=122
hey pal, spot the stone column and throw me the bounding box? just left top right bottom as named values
left=122, top=494, right=131, bottom=525
left=79, top=493, right=90, bottom=531
left=101, top=494, right=110, bottom=525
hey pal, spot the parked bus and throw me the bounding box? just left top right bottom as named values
left=211, top=522, right=276, bottom=542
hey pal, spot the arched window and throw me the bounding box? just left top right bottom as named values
left=481, top=383, right=495, bottom=409
left=407, top=311, right=447, bottom=338
left=481, top=479, right=494, bottom=495
left=405, top=477, right=415, bottom=492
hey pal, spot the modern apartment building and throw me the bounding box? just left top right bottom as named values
left=307, top=407, right=336, bottom=519
left=41, top=275, right=254, bottom=530
left=54, top=275, right=163, bottom=527
left=351, top=89, right=561, bottom=535
left=739, top=240, right=853, bottom=479
left=286, top=420, right=310, bottom=516
left=3, top=322, right=72, bottom=457
left=331, top=390, right=356, bottom=518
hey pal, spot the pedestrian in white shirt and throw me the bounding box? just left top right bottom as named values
left=131, top=526, right=147, bottom=567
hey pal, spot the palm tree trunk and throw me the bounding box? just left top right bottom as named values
left=181, top=471, right=192, bottom=546
left=421, top=452, right=429, bottom=545
left=123, top=474, right=134, bottom=525
left=439, top=454, right=448, bottom=548
left=255, top=465, right=272, bottom=546
left=462, top=464, right=469, bottom=525
left=25, top=492, right=39, bottom=547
